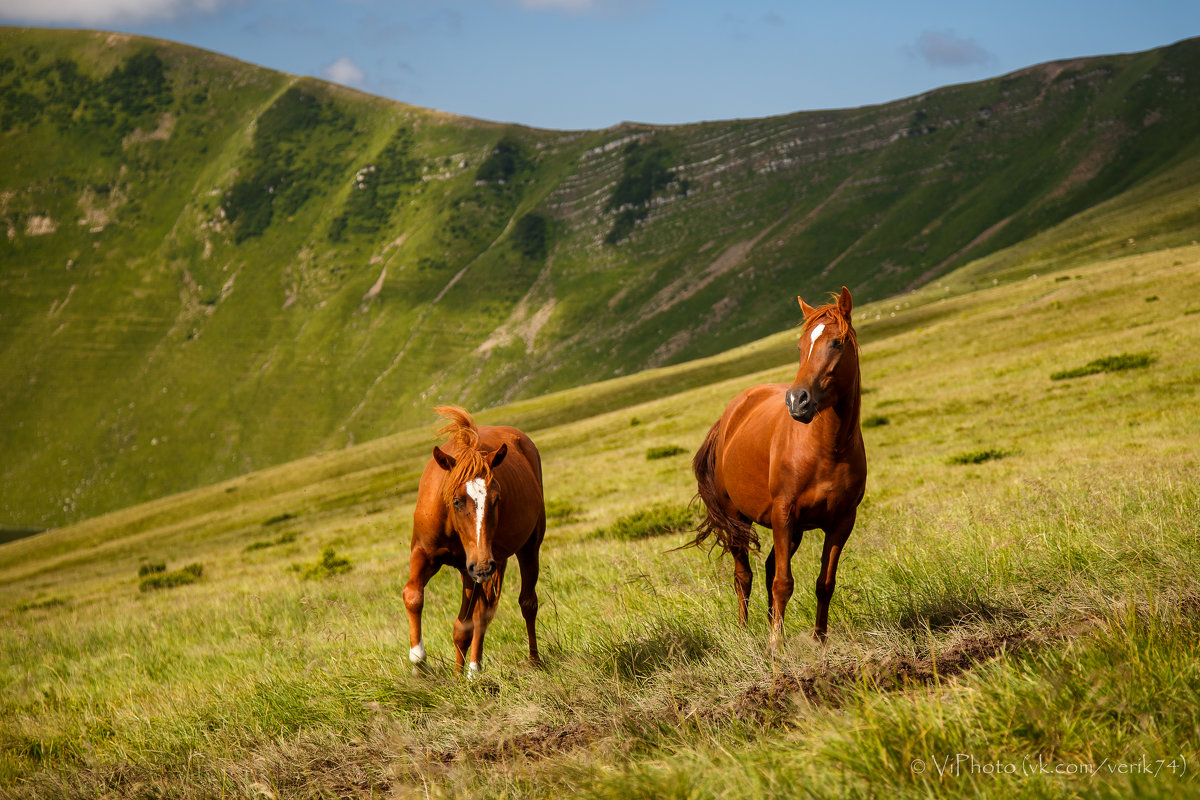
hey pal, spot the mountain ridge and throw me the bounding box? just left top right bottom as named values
left=2, top=27, right=1199, bottom=527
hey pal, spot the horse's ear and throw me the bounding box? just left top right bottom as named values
left=798, top=296, right=817, bottom=319
left=837, top=286, right=852, bottom=319
left=488, top=443, right=508, bottom=470
left=433, top=446, right=456, bottom=472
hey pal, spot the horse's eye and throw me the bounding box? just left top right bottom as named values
left=453, top=497, right=466, bottom=511
left=832, top=338, right=844, bottom=348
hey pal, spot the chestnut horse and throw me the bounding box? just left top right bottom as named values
left=404, top=406, right=546, bottom=676
left=692, top=287, right=866, bottom=644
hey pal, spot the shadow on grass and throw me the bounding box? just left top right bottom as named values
left=597, top=619, right=716, bottom=682
left=895, top=591, right=1025, bottom=632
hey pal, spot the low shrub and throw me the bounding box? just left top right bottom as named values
left=139, top=563, right=203, bottom=592
left=596, top=504, right=698, bottom=540
left=862, top=414, right=890, bottom=428
left=646, top=445, right=688, bottom=460
left=299, top=546, right=352, bottom=580
left=244, top=531, right=298, bottom=552
left=1050, top=352, right=1155, bottom=380
left=947, top=448, right=1012, bottom=465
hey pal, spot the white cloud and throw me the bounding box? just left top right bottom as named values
left=323, top=55, right=366, bottom=87
left=0, top=0, right=226, bottom=25
left=913, top=29, right=994, bottom=68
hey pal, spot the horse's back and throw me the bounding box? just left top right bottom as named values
left=477, top=425, right=542, bottom=486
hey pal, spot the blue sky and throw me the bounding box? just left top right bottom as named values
left=2, top=0, right=1198, bottom=130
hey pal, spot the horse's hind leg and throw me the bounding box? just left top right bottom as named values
left=516, top=523, right=545, bottom=665
left=730, top=545, right=753, bottom=627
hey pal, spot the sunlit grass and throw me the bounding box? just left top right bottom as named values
left=1, top=244, right=1198, bottom=796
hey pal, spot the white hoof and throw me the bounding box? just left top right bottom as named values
left=409, top=641, right=426, bottom=664
left=467, top=661, right=481, bottom=680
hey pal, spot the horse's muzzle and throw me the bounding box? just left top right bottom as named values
left=785, top=388, right=816, bottom=423
left=468, top=559, right=497, bottom=582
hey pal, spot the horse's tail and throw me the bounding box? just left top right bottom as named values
left=689, top=418, right=759, bottom=553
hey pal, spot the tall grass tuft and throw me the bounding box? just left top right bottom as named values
left=595, top=504, right=698, bottom=540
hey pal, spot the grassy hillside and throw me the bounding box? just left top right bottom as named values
left=1, top=211, right=1198, bottom=796
left=3, top=28, right=1200, bottom=528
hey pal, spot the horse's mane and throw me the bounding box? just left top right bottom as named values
left=434, top=405, right=493, bottom=505
left=801, top=295, right=857, bottom=349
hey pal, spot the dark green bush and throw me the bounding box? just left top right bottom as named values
left=139, top=563, right=203, bottom=591
left=1050, top=352, right=1156, bottom=380
left=224, top=87, right=353, bottom=242
left=646, top=445, right=688, bottom=460
left=947, top=448, right=1012, bottom=465
left=862, top=414, right=890, bottom=428
left=300, top=546, right=353, bottom=580
left=604, top=136, right=676, bottom=244
left=137, top=562, right=166, bottom=577
left=475, top=135, right=530, bottom=184
left=512, top=212, right=549, bottom=260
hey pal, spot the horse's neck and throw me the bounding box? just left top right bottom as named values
left=815, top=371, right=862, bottom=454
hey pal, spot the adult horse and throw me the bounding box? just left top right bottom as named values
left=404, top=406, right=546, bottom=676
left=692, top=287, right=866, bottom=644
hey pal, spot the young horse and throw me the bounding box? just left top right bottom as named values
left=404, top=406, right=546, bottom=676
left=692, top=287, right=866, bottom=644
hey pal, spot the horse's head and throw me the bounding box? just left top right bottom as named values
left=432, top=442, right=508, bottom=582
left=786, top=286, right=859, bottom=423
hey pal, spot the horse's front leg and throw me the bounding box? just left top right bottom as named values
left=765, top=530, right=803, bottom=629
left=465, top=561, right=507, bottom=678
left=767, top=507, right=797, bottom=649
left=403, top=547, right=438, bottom=671
left=813, top=513, right=855, bottom=643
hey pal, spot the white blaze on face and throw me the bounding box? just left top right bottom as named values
left=465, top=477, right=487, bottom=548
left=807, top=323, right=826, bottom=361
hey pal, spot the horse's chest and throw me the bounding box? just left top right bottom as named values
left=777, top=459, right=862, bottom=524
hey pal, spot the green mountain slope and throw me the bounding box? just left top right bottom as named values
left=3, top=27, right=1200, bottom=527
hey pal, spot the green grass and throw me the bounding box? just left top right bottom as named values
left=3, top=28, right=1200, bottom=800
left=1, top=243, right=1198, bottom=796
